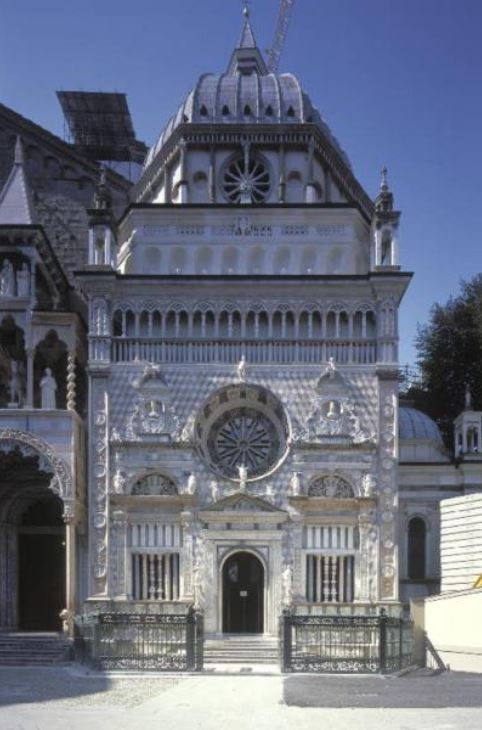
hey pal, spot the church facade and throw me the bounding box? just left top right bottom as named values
left=0, top=12, right=481, bottom=647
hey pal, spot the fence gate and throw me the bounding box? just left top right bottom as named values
left=75, top=611, right=204, bottom=671
left=280, top=611, right=412, bottom=673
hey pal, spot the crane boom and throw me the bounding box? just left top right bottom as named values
left=266, top=0, right=296, bottom=73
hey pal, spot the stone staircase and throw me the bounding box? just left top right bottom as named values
left=204, top=635, right=279, bottom=668
left=0, top=632, right=73, bottom=665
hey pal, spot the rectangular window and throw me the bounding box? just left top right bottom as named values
left=305, top=554, right=355, bottom=603
left=131, top=552, right=180, bottom=601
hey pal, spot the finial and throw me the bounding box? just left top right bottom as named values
left=243, top=1, right=250, bottom=18
left=14, top=135, right=25, bottom=165
left=465, top=384, right=472, bottom=410
left=380, top=166, right=388, bottom=191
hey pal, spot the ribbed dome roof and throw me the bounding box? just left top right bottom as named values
left=399, top=407, right=443, bottom=443
left=143, top=13, right=350, bottom=170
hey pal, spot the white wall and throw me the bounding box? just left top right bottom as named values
left=440, top=493, right=482, bottom=592
left=423, top=589, right=482, bottom=672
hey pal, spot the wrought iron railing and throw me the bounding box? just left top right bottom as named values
left=74, top=610, right=203, bottom=671
left=280, top=610, right=412, bottom=674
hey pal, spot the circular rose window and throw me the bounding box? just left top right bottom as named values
left=223, top=154, right=271, bottom=204
left=195, top=385, right=288, bottom=481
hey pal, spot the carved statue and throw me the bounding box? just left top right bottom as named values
left=186, top=472, right=197, bottom=495
left=238, top=463, right=248, bottom=491
left=16, top=263, right=30, bottom=297
left=361, top=473, right=376, bottom=498
left=113, top=468, right=126, bottom=494
left=236, top=355, right=247, bottom=382
left=40, top=368, right=57, bottom=409
left=8, top=360, right=22, bottom=405
left=0, top=259, right=15, bottom=297
left=290, top=471, right=302, bottom=496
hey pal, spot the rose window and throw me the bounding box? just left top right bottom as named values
left=208, top=408, right=279, bottom=478
left=195, top=384, right=289, bottom=481
left=223, top=155, right=271, bottom=204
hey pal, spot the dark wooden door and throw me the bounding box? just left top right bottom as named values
left=222, top=552, right=264, bottom=633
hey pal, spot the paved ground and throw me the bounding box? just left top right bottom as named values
left=0, top=666, right=481, bottom=730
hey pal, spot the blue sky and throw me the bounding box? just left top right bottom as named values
left=2, top=0, right=481, bottom=365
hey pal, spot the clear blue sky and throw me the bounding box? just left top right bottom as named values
left=2, top=0, right=481, bottom=365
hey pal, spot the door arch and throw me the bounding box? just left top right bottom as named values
left=222, top=551, right=264, bottom=634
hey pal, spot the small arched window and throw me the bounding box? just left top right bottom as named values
left=244, top=104, right=252, bottom=117
left=199, top=105, right=208, bottom=117
left=222, top=105, right=230, bottom=116
left=265, top=105, right=273, bottom=117
left=287, top=106, right=295, bottom=118
left=408, top=517, right=426, bottom=580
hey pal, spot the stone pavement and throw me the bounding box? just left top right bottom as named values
left=0, top=666, right=481, bottom=730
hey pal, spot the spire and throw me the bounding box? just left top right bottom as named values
left=465, top=384, right=473, bottom=410
left=375, top=165, right=394, bottom=213
left=238, top=4, right=256, bottom=49
left=0, top=135, right=36, bottom=225
left=227, top=6, right=267, bottom=75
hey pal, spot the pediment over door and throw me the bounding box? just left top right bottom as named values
left=201, top=491, right=287, bottom=524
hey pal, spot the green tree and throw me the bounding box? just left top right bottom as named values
left=410, top=274, right=482, bottom=448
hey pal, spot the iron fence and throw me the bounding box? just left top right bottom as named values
left=75, top=609, right=203, bottom=671
left=280, top=610, right=412, bottom=673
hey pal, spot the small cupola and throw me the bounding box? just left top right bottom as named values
left=454, top=386, right=482, bottom=459
left=371, top=167, right=401, bottom=269
left=87, top=167, right=117, bottom=267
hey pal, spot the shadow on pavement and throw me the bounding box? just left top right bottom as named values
left=0, top=666, right=111, bottom=707
left=283, top=670, right=482, bottom=708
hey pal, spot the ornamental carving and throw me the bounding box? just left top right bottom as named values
left=131, top=474, right=178, bottom=496
left=0, top=428, right=74, bottom=509
left=308, top=475, right=355, bottom=498
left=126, top=364, right=180, bottom=441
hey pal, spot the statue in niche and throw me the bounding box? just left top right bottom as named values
left=16, top=263, right=30, bottom=297
left=0, top=259, right=15, bottom=297
left=40, top=368, right=57, bottom=409
left=8, top=360, right=22, bottom=405
left=236, top=355, right=247, bottom=382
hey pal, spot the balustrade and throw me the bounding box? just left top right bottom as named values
left=131, top=552, right=180, bottom=601
left=305, top=554, right=355, bottom=603
left=111, top=337, right=378, bottom=364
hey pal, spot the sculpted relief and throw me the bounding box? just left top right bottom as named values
left=126, top=364, right=180, bottom=441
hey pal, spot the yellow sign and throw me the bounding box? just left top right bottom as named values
left=473, top=575, right=482, bottom=589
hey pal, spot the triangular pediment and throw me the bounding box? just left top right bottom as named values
left=202, top=492, right=281, bottom=513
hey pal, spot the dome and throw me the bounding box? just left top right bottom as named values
left=143, top=13, right=350, bottom=171
left=399, top=406, right=443, bottom=443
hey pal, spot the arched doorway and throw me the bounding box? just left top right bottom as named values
left=222, top=551, right=264, bottom=634
left=0, top=433, right=73, bottom=632
left=18, top=496, right=65, bottom=631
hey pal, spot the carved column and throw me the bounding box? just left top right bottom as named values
left=180, top=510, right=194, bottom=600
left=26, top=348, right=34, bottom=408
left=66, top=352, right=76, bottom=411
left=63, top=508, right=77, bottom=626
left=377, top=375, right=399, bottom=602
left=110, top=509, right=128, bottom=598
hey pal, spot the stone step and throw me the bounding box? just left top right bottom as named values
left=0, top=633, right=73, bottom=665
left=204, top=637, right=279, bottom=665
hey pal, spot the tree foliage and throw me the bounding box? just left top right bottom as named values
left=410, top=274, right=482, bottom=448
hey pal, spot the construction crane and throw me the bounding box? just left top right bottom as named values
left=266, top=0, right=296, bottom=73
